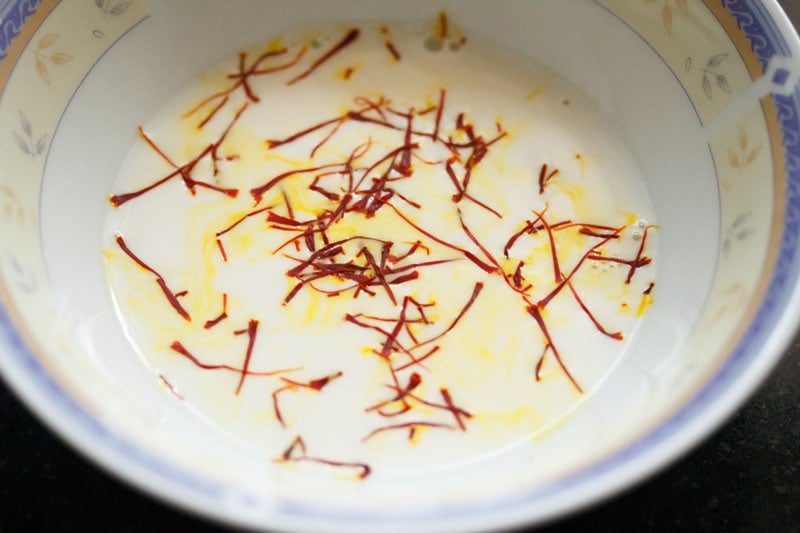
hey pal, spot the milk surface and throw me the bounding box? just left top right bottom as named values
left=104, top=18, right=657, bottom=477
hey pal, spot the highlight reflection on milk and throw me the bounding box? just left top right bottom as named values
left=103, top=16, right=657, bottom=478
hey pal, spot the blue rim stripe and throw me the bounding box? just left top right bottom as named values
left=0, top=0, right=39, bottom=61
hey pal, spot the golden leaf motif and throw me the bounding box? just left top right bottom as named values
left=662, top=5, right=673, bottom=34
left=728, top=127, right=762, bottom=169
left=50, top=53, right=73, bottom=65
left=744, top=146, right=762, bottom=165
left=32, top=33, right=72, bottom=84
left=37, top=33, right=59, bottom=50
left=728, top=150, right=740, bottom=169
left=711, top=283, right=746, bottom=323
left=36, top=59, right=49, bottom=84
left=0, top=186, right=25, bottom=225
left=646, top=0, right=687, bottom=36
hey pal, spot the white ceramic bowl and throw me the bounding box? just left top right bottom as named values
left=1, top=1, right=799, bottom=531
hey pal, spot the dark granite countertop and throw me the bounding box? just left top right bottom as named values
left=2, top=2, right=799, bottom=531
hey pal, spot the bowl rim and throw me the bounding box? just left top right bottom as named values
left=1, top=0, right=800, bottom=530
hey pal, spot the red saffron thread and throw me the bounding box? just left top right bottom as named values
left=115, top=235, right=191, bottom=321
left=169, top=341, right=298, bottom=377
left=272, top=371, right=343, bottom=426
left=626, top=225, right=654, bottom=284
left=433, top=88, right=445, bottom=140
left=276, top=436, right=371, bottom=479
left=566, top=281, right=623, bottom=340
left=538, top=163, right=559, bottom=194
left=110, top=105, right=247, bottom=207
left=204, top=293, right=228, bottom=329
left=437, top=11, right=449, bottom=38
left=184, top=46, right=306, bottom=124
left=287, top=28, right=360, bottom=86
left=158, top=374, right=184, bottom=400
left=235, top=319, right=260, bottom=394
left=363, top=421, right=454, bottom=442
left=526, top=304, right=583, bottom=393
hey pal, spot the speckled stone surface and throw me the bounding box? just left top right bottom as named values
left=1, top=2, right=799, bottom=531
